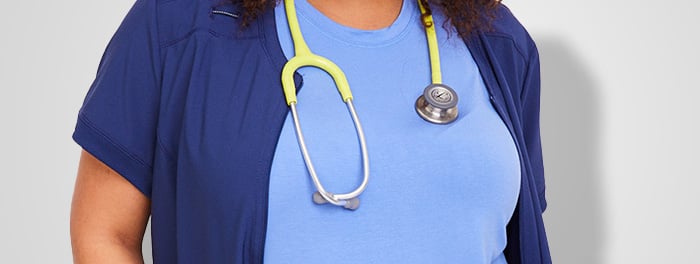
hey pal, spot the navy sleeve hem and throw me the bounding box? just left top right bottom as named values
left=72, top=114, right=153, bottom=198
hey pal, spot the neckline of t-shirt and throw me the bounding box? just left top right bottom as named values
left=294, top=0, right=417, bottom=48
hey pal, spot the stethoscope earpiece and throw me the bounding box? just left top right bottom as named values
left=313, top=192, right=360, bottom=210
left=415, top=83, right=459, bottom=124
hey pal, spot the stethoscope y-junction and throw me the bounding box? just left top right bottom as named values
left=280, top=0, right=459, bottom=210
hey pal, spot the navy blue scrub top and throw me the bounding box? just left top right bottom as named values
left=72, top=0, right=551, bottom=263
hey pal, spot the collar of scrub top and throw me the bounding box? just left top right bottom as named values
left=279, top=0, right=444, bottom=210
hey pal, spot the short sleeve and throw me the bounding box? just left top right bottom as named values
left=72, top=0, right=161, bottom=198
left=521, top=45, right=546, bottom=212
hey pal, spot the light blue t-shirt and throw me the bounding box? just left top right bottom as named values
left=265, top=0, right=521, bottom=263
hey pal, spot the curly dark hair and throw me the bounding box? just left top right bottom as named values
left=229, top=0, right=502, bottom=36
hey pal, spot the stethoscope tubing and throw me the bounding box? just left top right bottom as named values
left=289, top=100, right=370, bottom=206
left=281, top=0, right=450, bottom=209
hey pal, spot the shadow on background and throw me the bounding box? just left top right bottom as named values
left=144, top=221, right=152, bottom=264
left=538, top=37, right=605, bottom=263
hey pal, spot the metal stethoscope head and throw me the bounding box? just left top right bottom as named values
left=415, top=83, right=459, bottom=124
left=280, top=0, right=457, bottom=210
left=413, top=0, right=459, bottom=125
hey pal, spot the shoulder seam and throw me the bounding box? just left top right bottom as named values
left=160, top=27, right=209, bottom=48
left=481, top=32, right=528, bottom=62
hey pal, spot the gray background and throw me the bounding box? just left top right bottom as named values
left=1, top=0, right=698, bottom=263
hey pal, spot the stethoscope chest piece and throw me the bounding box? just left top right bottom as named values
left=415, top=83, right=459, bottom=124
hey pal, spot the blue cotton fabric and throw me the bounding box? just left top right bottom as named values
left=264, top=0, right=520, bottom=263
left=72, top=0, right=550, bottom=263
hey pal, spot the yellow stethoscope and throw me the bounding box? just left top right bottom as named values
left=280, top=0, right=459, bottom=210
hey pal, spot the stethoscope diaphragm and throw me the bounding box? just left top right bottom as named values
left=415, top=83, right=459, bottom=124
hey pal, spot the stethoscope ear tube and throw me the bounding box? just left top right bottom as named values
left=282, top=0, right=369, bottom=210
left=289, top=101, right=370, bottom=210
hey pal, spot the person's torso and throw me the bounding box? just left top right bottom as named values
left=264, top=1, right=520, bottom=262
left=143, top=0, right=549, bottom=262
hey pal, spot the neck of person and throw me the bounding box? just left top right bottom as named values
left=306, top=0, right=405, bottom=30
